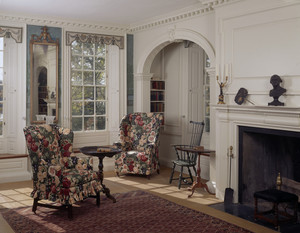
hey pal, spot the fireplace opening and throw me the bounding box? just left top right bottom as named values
left=238, top=126, right=300, bottom=205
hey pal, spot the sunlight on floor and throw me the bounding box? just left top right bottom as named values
left=0, top=188, right=32, bottom=209
left=105, top=176, right=222, bottom=205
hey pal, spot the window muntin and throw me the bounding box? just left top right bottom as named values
left=71, top=41, right=107, bottom=132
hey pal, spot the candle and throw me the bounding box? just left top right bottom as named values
left=225, top=64, right=228, bottom=78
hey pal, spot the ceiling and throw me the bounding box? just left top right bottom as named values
left=0, top=0, right=204, bottom=25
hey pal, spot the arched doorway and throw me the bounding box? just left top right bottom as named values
left=135, top=28, right=216, bottom=180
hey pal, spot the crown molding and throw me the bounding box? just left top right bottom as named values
left=129, top=6, right=212, bottom=32
left=0, top=13, right=129, bottom=34
left=0, top=0, right=242, bottom=34
left=129, top=0, right=242, bottom=32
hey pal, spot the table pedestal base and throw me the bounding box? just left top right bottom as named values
left=188, top=179, right=215, bottom=198
left=98, top=158, right=116, bottom=203
left=101, top=182, right=116, bottom=203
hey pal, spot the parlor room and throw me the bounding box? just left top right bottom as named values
left=0, top=0, right=300, bottom=232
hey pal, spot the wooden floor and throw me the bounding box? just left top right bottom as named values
left=0, top=167, right=276, bottom=233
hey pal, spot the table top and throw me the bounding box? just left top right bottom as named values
left=175, top=145, right=215, bottom=155
left=80, top=146, right=121, bottom=158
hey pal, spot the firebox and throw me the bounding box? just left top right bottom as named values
left=238, top=126, right=300, bottom=205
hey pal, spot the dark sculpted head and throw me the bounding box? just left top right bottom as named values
left=270, top=74, right=282, bottom=87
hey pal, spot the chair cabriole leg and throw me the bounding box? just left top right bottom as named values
left=96, top=191, right=100, bottom=207
left=32, top=197, right=38, bottom=214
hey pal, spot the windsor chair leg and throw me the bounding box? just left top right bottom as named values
left=178, top=166, right=183, bottom=189
left=169, top=163, right=176, bottom=184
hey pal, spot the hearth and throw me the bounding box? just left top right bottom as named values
left=238, top=126, right=300, bottom=205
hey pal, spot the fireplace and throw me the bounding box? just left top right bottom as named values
left=214, top=105, right=300, bottom=202
left=238, top=126, right=300, bottom=205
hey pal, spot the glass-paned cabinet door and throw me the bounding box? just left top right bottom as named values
left=204, top=54, right=210, bottom=133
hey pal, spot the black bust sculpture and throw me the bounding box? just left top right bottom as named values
left=268, top=74, right=286, bottom=106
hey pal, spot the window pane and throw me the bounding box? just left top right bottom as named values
left=71, top=71, right=82, bottom=85
left=95, top=71, right=106, bottom=85
left=84, top=87, right=94, bottom=100
left=96, top=102, right=106, bottom=115
left=83, top=71, right=94, bottom=85
left=96, top=87, right=105, bottom=100
left=72, top=102, right=82, bottom=115
left=72, top=117, right=82, bottom=131
left=95, top=43, right=105, bottom=56
left=83, top=43, right=94, bottom=56
left=0, top=51, right=3, bottom=67
left=72, top=86, right=82, bottom=100
left=71, top=56, right=82, bottom=69
left=0, top=38, right=3, bottom=50
left=0, top=68, right=2, bottom=84
left=0, top=103, right=2, bottom=115
left=84, top=117, right=94, bottom=130
left=0, top=86, right=2, bottom=101
left=83, top=57, right=94, bottom=70
left=95, top=57, right=105, bottom=70
left=71, top=41, right=82, bottom=55
left=96, top=116, right=105, bottom=130
left=84, top=101, right=94, bottom=115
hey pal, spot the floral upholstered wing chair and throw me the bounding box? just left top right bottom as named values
left=114, top=112, right=164, bottom=178
left=23, top=124, right=102, bottom=219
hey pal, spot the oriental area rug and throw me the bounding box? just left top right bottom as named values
left=1, top=190, right=252, bottom=233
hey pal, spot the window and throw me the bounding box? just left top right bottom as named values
left=70, top=41, right=107, bottom=132
left=0, top=37, right=3, bottom=135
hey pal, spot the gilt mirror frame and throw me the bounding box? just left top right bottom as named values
left=30, top=26, right=59, bottom=124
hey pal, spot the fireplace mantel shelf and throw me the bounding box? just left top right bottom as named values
left=212, top=104, right=300, bottom=116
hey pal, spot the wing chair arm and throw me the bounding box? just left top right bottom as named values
left=140, top=142, right=156, bottom=155
left=60, top=154, right=94, bottom=170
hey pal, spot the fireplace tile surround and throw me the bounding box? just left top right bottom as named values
left=213, top=105, right=300, bottom=203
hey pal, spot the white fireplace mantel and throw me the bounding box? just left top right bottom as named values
left=213, top=104, right=300, bottom=202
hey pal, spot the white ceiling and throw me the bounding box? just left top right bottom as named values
left=0, top=0, right=203, bottom=25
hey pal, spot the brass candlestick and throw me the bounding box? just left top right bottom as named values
left=217, top=75, right=228, bottom=104
left=276, top=172, right=282, bottom=190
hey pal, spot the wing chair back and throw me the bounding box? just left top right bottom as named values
left=115, top=113, right=163, bottom=178
left=23, top=124, right=101, bottom=218
left=120, top=112, right=163, bottom=151
left=23, top=125, right=74, bottom=194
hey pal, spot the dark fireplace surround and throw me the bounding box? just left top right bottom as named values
left=238, top=126, right=300, bottom=205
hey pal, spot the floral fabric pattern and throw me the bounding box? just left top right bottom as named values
left=115, top=113, right=163, bottom=176
left=23, top=124, right=101, bottom=205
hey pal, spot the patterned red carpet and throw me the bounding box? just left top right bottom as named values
left=1, top=190, right=252, bottom=233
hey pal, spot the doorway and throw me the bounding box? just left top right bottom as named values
left=149, top=41, right=211, bottom=179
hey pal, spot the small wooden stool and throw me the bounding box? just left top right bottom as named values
left=254, top=189, right=298, bottom=229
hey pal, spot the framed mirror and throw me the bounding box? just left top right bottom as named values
left=30, top=26, right=59, bottom=124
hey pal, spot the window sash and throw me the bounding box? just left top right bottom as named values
left=70, top=41, right=107, bottom=132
